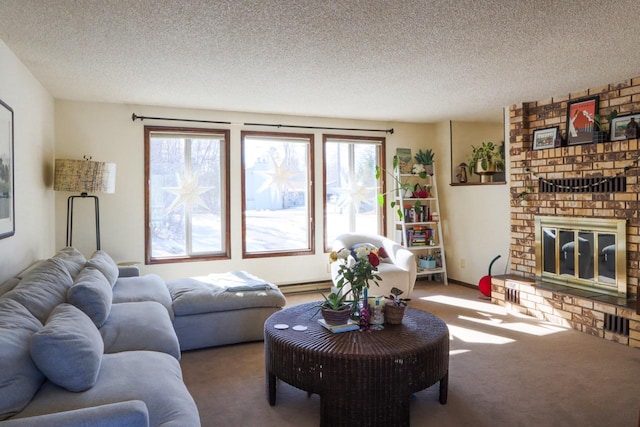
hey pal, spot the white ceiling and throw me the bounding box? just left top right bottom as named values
left=1, top=0, right=639, bottom=123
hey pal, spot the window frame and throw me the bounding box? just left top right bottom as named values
left=322, top=134, right=386, bottom=252
left=144, top=126, right=231, bottom=264
left=241, top=130, right=315, bottom=259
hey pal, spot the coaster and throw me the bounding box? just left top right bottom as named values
left=274, top=324, right=289, bottom=330
left=292, top=325, right=307, bottom=331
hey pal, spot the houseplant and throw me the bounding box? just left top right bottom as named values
left=376, top=155, right=426, bottom=220
left=593, top=109, right=618, bottom=143
left=468, top=141, right=504, bottom=183
left=384, top=287, right=411, bottom=324
left=414, top=148, right=435, bottom=175
left=315, top=290, right=352, bottom=325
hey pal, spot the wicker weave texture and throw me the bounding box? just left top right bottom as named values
left=264, top=302, right=450, bottom=427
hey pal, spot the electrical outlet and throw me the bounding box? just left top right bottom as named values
left=460, top=258, right=466, bottom=269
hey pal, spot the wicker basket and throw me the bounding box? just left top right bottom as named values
left=384, top=304, right=406, bottom=325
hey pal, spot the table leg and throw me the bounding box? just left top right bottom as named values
left=439, top=371, right=448, bottom=404
left=267, top=372, right=277, bottom=406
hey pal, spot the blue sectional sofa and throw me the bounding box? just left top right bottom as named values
left=0, top=248, right=200, bottom=426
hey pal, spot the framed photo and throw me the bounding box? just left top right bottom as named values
left=0, top=98, right=14, bottom=239
left=566, top=96, right=598, bottom=145
left=533, top=127, right=559, bottom=150
left=610, top=113, right=640, bottom=141
left=396, top=148, right=412, bottom=173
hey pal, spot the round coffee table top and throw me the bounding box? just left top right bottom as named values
left=265, top=301, right=449, bottom=357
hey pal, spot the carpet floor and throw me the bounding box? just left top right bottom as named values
left=180, top=282, right=640, bottom=427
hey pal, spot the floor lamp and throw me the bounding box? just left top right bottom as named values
left=53, top=157, right=116, bottom=250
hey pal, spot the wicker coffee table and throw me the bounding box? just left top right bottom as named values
left=264, top=302, right=449, bottom=427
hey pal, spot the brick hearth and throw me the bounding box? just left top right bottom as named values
left=491, top=275, right=640, bottom=348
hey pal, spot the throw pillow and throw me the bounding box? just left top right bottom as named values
left=67, top=266, right=113, bottom=328
left=52, top=247, right=87, bottom=278
left=351, top=242, right=379, bottom=255
left=30, top=303, right=104, bottom=392
left=0, top=298, right=45, bottom=421
left=86, top=250, right=119, bottom=286
left=4, top=257, right=73, bottom=323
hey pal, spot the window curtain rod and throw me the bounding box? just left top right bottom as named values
left=131, top=113, right=393, bottom=134
left=131, top=113, right=231, bottom=125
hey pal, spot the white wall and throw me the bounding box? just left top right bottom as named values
left=0, top=39, right=55, bottom=282
left=55, top=101, right=437, bottom=284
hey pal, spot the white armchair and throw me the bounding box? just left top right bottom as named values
left=330, top=232, right=417, bottom=298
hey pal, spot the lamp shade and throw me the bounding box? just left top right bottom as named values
left=54, top=158, right=116, bottom=194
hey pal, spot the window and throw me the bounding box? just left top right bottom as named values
left=241, top=131, right=314, bottom=257
left=323, top=135, right=385, bottom=250
left=145, top=126, right=229, bottom=263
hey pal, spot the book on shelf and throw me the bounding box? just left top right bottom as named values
left=318, top=318, right=360, bottom=333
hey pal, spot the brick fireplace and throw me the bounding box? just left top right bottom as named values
left=494, top=75, right=640, bottom=348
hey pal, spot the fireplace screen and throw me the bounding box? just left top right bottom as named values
left=535, top=216, right=626, bottom=296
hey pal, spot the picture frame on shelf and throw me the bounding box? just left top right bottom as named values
left=532, top=126, right=559, bottom=150
left=610, top=113, right=640, bottom=141
left=396, top=148, right=412, bottom=173
left=566, top=96, right=598, bottom=146
left=0, top=98, right=14, bottom=240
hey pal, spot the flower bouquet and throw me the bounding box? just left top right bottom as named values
left=329, top=244, right=382, bottom=322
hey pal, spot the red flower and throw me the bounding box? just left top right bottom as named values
left=368, top=252, right=380, bottom=267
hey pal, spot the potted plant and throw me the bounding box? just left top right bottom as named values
left=593, top=109, right=618, bottom=143
left=315, top=290, right=352, bottom=325
left=384, top=287, right=411, bottom=324
left=376, top=155, right=428, bottom=220
left=468, top=141, right=504, bottom=183
left=414, top=148, right=435, bottom=175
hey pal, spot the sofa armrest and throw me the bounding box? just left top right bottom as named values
left=0, top=400, right=149, bottom=427
left=118, top=265, right=140, bottom=278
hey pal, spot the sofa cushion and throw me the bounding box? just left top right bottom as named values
left=0, top=298, right=45, bottom=421
left=113, top=274, right=174, bottom=319
left=4, top=257, right=73, bottom=323
left=86, top=250, right=119, bottom=286
left=15, top=351, right=201, bottom=427
left=100, top=301, right=180, bottom=359
left=0, top=277, right=19, bottom=297
left=166, top=272, right=286, bottom=316
left=52, top=247, right=87, bottom=278
left=67, top=266, right=113, bottom=328
left=30, top=304, right=103, bottom=392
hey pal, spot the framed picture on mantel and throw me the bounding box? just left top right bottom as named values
left=566, top=96, right=598, bottom=145
left=533, top=127, right=559, bottom=150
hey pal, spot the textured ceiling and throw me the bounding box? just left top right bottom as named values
left=0, top=0, right=639, bottom=123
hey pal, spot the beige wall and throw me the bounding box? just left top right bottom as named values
left=55, top=100, right=444, bottom=284
left=0, top=39, right=55, bottom=282
left=436, top=112, right=512, bottom=285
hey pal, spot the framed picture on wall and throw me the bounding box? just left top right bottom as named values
left=396, top=148, right=412, bottom=173
left=0, top=98, right=14, bottom=239
left=566, top=96, right=598, bottom=145
left=533, top=127, right=559, bottom=150
left=610, top=113, right=640, bottom=141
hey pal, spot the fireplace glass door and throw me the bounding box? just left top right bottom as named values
left=536, top=216, right=626, bottom=296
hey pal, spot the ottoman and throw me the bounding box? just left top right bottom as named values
left=166, top=271, right=286, bottom=351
